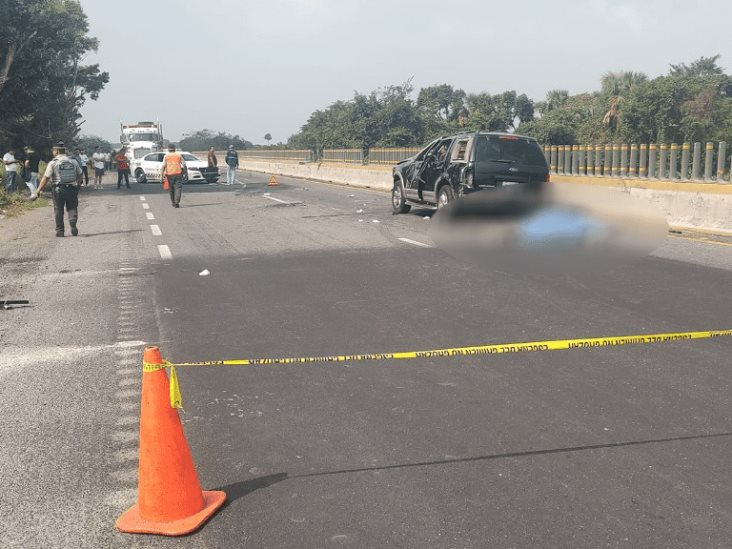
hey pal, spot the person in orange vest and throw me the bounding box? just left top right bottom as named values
left=161, top=143, right=187, bottom=208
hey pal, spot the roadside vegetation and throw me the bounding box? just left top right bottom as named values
left=0, top=0, right=109, bottom=156
left=284, top=55, right=732, bottom=153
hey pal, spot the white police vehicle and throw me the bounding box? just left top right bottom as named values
left=132, top=152, right=218, bottom=184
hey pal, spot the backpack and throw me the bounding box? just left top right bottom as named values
left=58, top=159, right=78, bottom=184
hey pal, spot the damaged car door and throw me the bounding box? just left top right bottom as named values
left=405, top=138, right=453, bottom=203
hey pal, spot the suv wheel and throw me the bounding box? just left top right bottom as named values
left=437, top=185, right=453, bottom=209
left=392, top=181, right=411, bottom=214
left=135, top=169, right=147, bottom=184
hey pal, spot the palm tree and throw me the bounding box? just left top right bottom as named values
left=264, top=133, right=272, bottom=146
left=600, top=71, right=647, bottom=135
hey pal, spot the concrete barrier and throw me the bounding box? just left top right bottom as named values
left=240, top=159, right=393, bottom=191
left=238, top=159, right=732, bottom=235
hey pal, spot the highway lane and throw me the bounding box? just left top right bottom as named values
left=2, top=173, right=732, bottom=548
left=142, top=173, right=732, bottom=547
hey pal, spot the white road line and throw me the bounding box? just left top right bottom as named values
left=142, top=203, right=150, bottom=210
left=263, top=194, right=289, bottom=204
left=398, top=237, right=432, bottom=248
left=146, top=212, right=155, bottom=220
left=150, top=225, right=162, bottom=236
left=139, top=196, right=146, bottom=201
left=157, top=245, right=173, bottom=260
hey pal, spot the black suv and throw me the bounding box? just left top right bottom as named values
left=392, top=132, right=549, bottom=213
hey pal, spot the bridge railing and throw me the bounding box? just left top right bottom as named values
left=237, top=149, right=313, bottom=162
left=542, top=142, right=730, bottom=182
left=235, top=142, right=730, bottom=182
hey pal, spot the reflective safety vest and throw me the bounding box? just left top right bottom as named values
left=164, top=153, right=184, bottom=176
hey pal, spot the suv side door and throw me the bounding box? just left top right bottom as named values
left=421, top=138, right=455, bottom=203
left=404, top=140, right=439, bottom=202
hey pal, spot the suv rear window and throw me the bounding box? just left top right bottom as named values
left=474, top=136, right=546, bottom=166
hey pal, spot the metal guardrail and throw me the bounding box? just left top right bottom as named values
left=542, top=142, right=730, bottom=182
left=367, top=147, right=421, bottom=165
left=238, top=149, right=313, bottom=162
left=322, top=149, right=363, bottom=163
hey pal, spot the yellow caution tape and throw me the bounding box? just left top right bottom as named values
left=143, top=360, right=182, bottom=409
left=142, top=329, right=732, bottom=408
left=169, top=329, right=732, bottom=366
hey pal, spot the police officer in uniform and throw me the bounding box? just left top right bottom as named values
left=161, top=143, right=186, bottom=208
left=32, top=142, right=83, bottom=236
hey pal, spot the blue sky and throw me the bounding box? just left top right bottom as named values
left=80, top=0, right=732, bottom=144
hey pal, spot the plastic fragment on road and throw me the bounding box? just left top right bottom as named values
left=372, top=220, right=380, bottom=224
left=199, top=269, right=210, bottom=277
left=356, top=209, right=363, bottom=213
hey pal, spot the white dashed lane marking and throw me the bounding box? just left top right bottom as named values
left=146, top=212, right=155, bottom=220
left=263, top=194, right=289, bottom=204
left=157, top=245, right=173, bottom=260
left=150, top=225, right=162, bottom=236
left=142, top=203, right=150, bottom=210
left=398, top=237, right=432, bottom=248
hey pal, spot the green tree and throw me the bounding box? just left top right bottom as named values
left=670, top=55, right=724, bottom=78
left=179, top=129, right=253, bottom=151
left=264, top=133, right=272, bottom=145
left=600, top=71, right=647, bottom=136
left=75, top=134, right=112, bottom=152
left=0, top=0, right=109, bottom=152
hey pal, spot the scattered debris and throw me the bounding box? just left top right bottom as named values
left=199, top=269, right=210, bottom=276
left=372, top=219, right=380, bottom=224
left=356, top=209, right=363, bottom=213
left=1, top=300, right=30, bottom=310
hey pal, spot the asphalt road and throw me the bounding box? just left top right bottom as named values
left=2, top=171, right=732, bottom=548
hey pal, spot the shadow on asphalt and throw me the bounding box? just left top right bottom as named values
left=215, top=472, right=289, bottom=505
left=292, top=431, right=732, bottom=480
left=78, top=229, right=143, bottom=238
left=181, top=202, right=227, bottom=208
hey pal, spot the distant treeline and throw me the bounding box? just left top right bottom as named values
left=178, top=130, right=253, bottom=152
left=286, top=55, right=732, bottom=151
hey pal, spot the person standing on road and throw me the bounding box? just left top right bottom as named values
left=92, top=146, right=106, bottom=188
left=115, top=147, right=131, bottom=189
left=24, top=146, right=41, bottom=194
left=224, top=145, right=238, bottom=185
left=71, top=148, right=87, bottom=187
left=79, top=149, right=90, bottom=186
left=31, top=142, right=83, bottom=237
left=207, top=146, right=218, bottom=184
left=3, top=147, right=19, bottom=193
left=105, top=150, right=112, bottom=171
left=161, top=143, right=186, bottom=208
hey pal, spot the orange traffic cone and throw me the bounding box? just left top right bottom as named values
left=116, top=347, right=226, bottom=536
left=268, top=175, right=279, bottom=187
